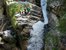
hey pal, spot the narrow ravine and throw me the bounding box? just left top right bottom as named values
left=27, top=0, right=48, bottom=50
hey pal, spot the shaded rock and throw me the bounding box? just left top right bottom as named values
left=60, top=35, right=66, bottom=47
left=47, top=0, right=65, bottom=17
left=49, top=0, right=62, bottom=8
left=0, top=0, right=3, bottom=8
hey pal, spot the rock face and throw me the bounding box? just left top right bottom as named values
left=0, top=0, right=3, bottom=7
left=5, top=1, right=41, bottom=29
left=0, top=1, right=42, bottom=50
left=45, top=0, right=66, bottom=50
left=0, top=0, right=18, bottom=50
left=48, top=0, right=66, bottom=17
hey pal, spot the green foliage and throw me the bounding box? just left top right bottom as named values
left=7, top=3, right=20, bottom=29
left=58, top=14, right=66, bottom=34
left=7, top=3, right=21, bottom=29
left=8, top=3, right=20, bottom=17
left=11, top=16, right=18, bottom=29
left=45, top=32, right=59, bottom=50
left=52, top=48, right=58, bottom=50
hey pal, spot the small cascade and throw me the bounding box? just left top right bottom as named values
left=27, top=0, right=48, bottom=50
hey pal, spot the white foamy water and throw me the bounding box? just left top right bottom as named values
left=27, top=0, right=48, bottom=50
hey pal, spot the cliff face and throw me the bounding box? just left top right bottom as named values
left=45, top=0, right=66, bottom=50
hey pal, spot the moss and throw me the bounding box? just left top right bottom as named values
left=8, top=3, right=20, bottom=17
left=11, top=16, right=18, bottom=29
left=52, top=47, right=58, bottom=50
left=58, top=14, right=66, bottom=34
left=45, top=32, right=59, bottom=50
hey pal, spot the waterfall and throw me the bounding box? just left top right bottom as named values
left=27, top=0, right=48, bottom=50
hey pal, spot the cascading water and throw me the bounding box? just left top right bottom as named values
left=27, top=0, right=48, bottom=50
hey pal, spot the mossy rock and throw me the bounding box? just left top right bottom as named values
left=58, top=17, right=66, bottom=35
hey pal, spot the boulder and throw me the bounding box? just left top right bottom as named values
left=5, top=1, right=42, bottom=29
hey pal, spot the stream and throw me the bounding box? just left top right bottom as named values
left=27, top=0, right=48, bottom=50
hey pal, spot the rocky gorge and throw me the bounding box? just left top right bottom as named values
left=0, top=0, right=66, bottom=50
